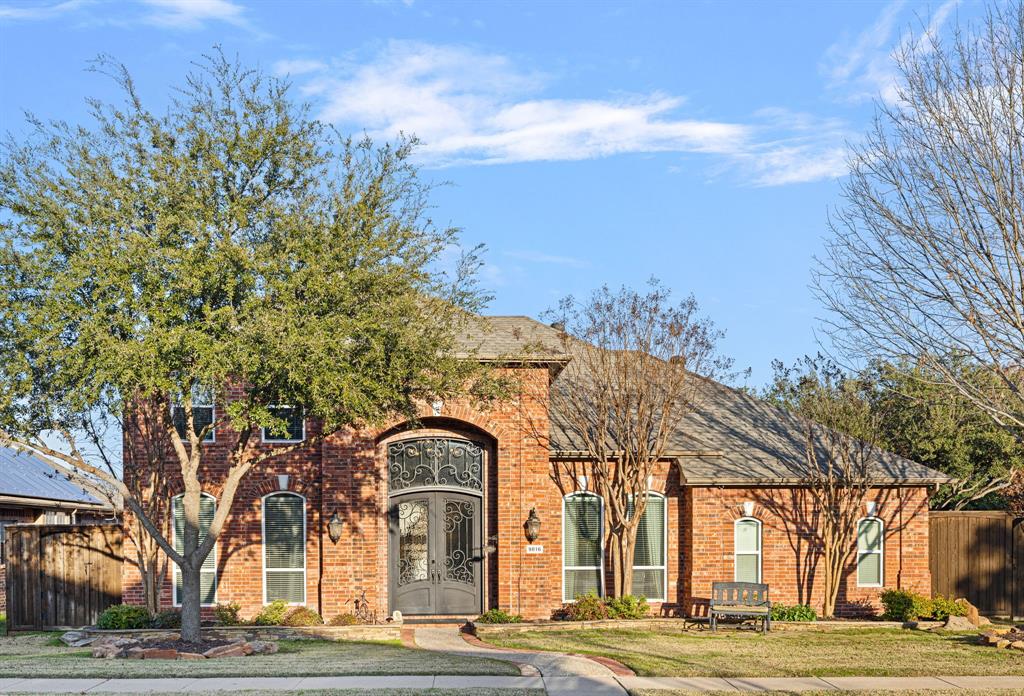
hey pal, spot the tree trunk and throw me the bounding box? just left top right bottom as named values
left=609, top=524, right=638, bottom=597
left=179, top=563, right=202, bottom=643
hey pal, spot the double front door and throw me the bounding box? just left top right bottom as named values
left=388, top=491, right=482, bottom=615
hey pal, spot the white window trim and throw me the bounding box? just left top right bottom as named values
left=631, top=491, right=668, bottom=602
left=261, top=405, right=306, bottom=444
left=171, top=492, right=218, bottom=607
left=856, top=516, right=885, bottom=588
left=734, top=516, right=762, bottom=584
left=562, top=492, right=605, bottom=603
left=261, top=491, right=307, bottom=605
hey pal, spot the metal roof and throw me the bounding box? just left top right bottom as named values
left=0, top=446, right=109, bottom=506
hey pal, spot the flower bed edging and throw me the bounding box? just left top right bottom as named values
left=470, top=618, right=943, bottom=636
left=80, top=623, right=401, bottom=643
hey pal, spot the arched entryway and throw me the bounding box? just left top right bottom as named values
left=386, top=437, right=485, bottom=615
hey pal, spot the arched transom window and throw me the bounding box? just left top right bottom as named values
left=387, top=438, right=483, bottom=492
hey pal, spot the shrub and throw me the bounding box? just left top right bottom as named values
left=476, top=608, right=524, bottom=624
left=149, top=608, right=182, bottom=629
left=213, top=601, right=245, bottom=626
left=770, top=603, right=817, bottom=622
left=253, top=599, right=291, bottom=626
left=880, top=588, right=932, bottom=621
left=97, top=604, right=152, bottom=630
left=328, top=613, right=360, bottom=626
left=930, top=595, right=968, bottom=621
left=282, top=606, right=324, bottom=627
left=557, top=592, right=609, bottom=621
left=606, top=595, right=650, bottom=620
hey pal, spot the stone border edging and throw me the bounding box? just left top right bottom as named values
left=81, top=624, right=402, bottom=642
left=461, top=627, right=636, bottom=677
left=470, top=617, right=943, bottom=635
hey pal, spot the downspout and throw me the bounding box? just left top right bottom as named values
left=897, top=487, right=904, bottom=590
left=317, top=440, right=325, bottom=616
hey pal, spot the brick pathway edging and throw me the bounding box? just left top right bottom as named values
left=461, top=628, right=636, bottom=676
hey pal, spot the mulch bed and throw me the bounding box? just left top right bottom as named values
left=139, top=638, right=237, bottom=653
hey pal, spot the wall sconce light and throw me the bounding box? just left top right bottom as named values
left=865, top=501, right=878, bottom=517
left=742, top=501, right=755, bottom=517
left=277, top=474, right=290, bottom=491
left=328, top=511, right=344, bottom=544
left=523, top=508, right=541, bottom=542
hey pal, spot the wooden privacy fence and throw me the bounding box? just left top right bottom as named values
left=4, top=524, right=123, bottom=631
left=930, top=511, right=1023, bottom=619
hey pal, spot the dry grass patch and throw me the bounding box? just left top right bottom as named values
left=0, top=633, right=518, bottom=678
left=484, top=627, right=1024, bottom=677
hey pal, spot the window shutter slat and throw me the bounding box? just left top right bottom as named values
left=264, top=494, right=306, bottom=603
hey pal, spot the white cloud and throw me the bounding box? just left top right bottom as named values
left=272, top=58, right=328, bottom=76
left=295, top=41, right=845, bottom=185
left=822, top=0, right=960, bottom=104
left=140, top=0, right=250, bottom=30
left=0, top=0, right=89, bottom=21
left=504, top=250, right=589, bottom=269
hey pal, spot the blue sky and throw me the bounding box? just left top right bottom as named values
left=0, top=0, right=976, bottom=386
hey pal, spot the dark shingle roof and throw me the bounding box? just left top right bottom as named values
left=0, top=446, right=110, bottom=506
left=453, top=315, right=568, bottom=362
left=480, top=315, right=948, bottom=486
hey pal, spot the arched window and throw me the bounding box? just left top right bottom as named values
left=171, top=492, right=217, bottom=606
left=562, top=493, right=603, bottom=602
left=629, top=492, right=667, bottom=601
left=734, top=517, right=762, bottom=583
left=857, top=517, right=884, bottom=587
left=262, top=492, right=307, bottom=604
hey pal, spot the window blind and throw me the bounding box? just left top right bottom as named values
left=563, top=494, right=602, bottom=601
left=264, top=493, right=306, bottom=603
left=629, top=494, right=666, bottom=601
left=172, top=494, right=217, bottom=605
left=734, top=518, right=761, bottom=583
left=857, top=518, right=883, bottom=586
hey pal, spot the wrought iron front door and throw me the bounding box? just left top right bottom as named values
left=389, top=491, right=482, bottom=615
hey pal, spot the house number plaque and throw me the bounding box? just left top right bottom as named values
left=526, top=544, right=544, bottom=554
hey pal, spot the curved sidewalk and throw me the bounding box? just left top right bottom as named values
left=413, top=626, right=628, bottom=695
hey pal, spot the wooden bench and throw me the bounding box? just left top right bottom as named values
left=709, top=582, right=771, bottom=633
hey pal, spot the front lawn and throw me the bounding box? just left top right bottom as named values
left=0, top=633, right=519, bottom=678
left=483, top=626, right=1024, bottom=677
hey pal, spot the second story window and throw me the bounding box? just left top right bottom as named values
left=262, top=405, right=305, bottom=444
left=172, top=385, right=215, bottom=443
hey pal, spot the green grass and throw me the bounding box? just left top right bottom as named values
left=628, top=692, right=1024, bottom=696
left=483, top=626, right=1024, bottom=678
left=0, top=633, right=519, bottom=678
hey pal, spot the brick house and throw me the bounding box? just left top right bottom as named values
left=122, top=316, right=946, bottom=621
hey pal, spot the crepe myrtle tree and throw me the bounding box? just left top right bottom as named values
left=0, top=52, right=498, bottom=642
left=765, top=356, right=882, bottom=618
left=816, top=2, right=1024, bottom=443
left=547, top=280, right=733, bottom=597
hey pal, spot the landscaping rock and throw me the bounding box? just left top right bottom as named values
left=957, top=597, right=982, bottom=626
left=177, top=652, right=206, bottom=660
left=985, top=633, right=1003, bottom=645
left=943, top=615, right=976, bottom=631
left=248, top=640, right=278, bottom=655
left=203, top=643, right=248, bottom=658
left=60, top=631, right=97, bottom=647
left=993, top=625, right=1013, bottom=635
left=125, top=648, right=145, bottom=659
left=1012, top=641, right=1024, bottom=651
left=979, top=616, right=993, bottom=626
left=997, top=639, right=1012, bottom=649
left=141, top=648, right=178, bottom=660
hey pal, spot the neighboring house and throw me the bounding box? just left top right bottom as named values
left=0, top=446, right=116, bottom=612
left=121, top=316, right=948, bottom=620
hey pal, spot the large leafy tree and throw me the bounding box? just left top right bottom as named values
left=764, top=357, right=1024, bottom=511
left=0, top=52, right=491, bottom=642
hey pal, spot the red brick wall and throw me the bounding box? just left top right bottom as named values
left=684, top=485, right=932, bottom=617
left=120, top=377, right=934, bottom=621
left=121, top=365, right=564, bottom=621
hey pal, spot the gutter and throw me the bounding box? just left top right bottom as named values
left=0, top=493, right=113, bottom=511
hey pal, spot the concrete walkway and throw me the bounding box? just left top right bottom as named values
left=413, top=626, right=626, bottom=695
left=2, top=674, right=1024, bottom=693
